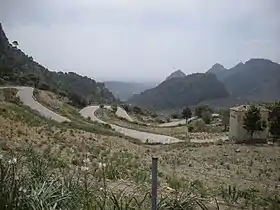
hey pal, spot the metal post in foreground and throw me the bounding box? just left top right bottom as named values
left=151, top=157, right=158, bottom=210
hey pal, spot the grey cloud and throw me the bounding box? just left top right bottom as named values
left=0, top=0, right=279, bottom=82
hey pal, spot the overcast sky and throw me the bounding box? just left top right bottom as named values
left=1, top=0, right=280, bottom=82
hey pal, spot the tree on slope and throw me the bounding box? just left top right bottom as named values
left=268, top=101, right=280, bottom=143
left=201, top=111, right=212, bottom=124
left=182, top=107, right=192, bottom=123
left=243, top=105, right=267, bottom=141
left=220, top=109, right=230, bottom=131
left=12, top=40, right=18, bottom=47
left=195, top=105, right=212, bottom=118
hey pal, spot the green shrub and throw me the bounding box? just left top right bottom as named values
left=33, top=88, right=40, bottom=97
left=189, top=119, right=207, bottom=132
left=121, top=104, right=130, bottom=112
left=0, top=88, right=20, bottom=104
left=171, top=113, right=180, bottom=119
left=133, top=106, right=143, bottom=115
left=195, top=105, right=212, bottom=118
left=103, top=123, right=112, bottom=129
left=188, top=124, right=194, bottom=132
left=201, top=111, right=212, bottom=124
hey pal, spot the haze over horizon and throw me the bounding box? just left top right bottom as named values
left=1, top=0, right=279, bottom=82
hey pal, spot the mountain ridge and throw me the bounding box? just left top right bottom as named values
left=207, top=58, right=280, bottom=104
left=128, top=72, right=229, bottom=109
left=129, top=58, right=280, bottom=109
left=165, top=70, right=186, bottom=81
left=0, top=22, right=116, bottom=107
left=207, top=63, right=227, bottom=73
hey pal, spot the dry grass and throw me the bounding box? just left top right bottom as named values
left=1, top=89, right=280, bottom=209
left=1, top=101, right=279, bottom=195
left=156, top=143, right=280, bottom=194
left=34, top=89, right=64, bottom=110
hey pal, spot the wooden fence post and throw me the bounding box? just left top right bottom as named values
left=151, top=157, right=158, bottom=210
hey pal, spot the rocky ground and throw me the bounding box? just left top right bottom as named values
left=0, top=88, right=279, bottom=209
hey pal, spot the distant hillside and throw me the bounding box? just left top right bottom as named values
left=208, top=59, right=280, bottom=103
left=165, top=70, right=186, bottom=81
left=0, top=23, right=116, bottom=107
left=104, top=81, right=156, bottom=101
left=128, top=73, right=229, bottom=109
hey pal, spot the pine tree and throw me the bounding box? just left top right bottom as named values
left=268, top=102, right=280, bottom=143
left=243, top=105, right=267, bottom=141
left=182, top=107, right=192, bottom=123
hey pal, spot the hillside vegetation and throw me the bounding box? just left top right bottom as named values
left=129, top=59, right=280, bottom=110
left=128, top=73, right=229, bottom=109
left=1, top=89, right=280, bottom=209
left=0, top=23, right=115, bottom=107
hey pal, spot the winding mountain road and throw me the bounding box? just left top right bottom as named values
left=1, top=86, right=181, bottom=144
left=0, top=86, right=70, bottom=122
left=80, top=106, right=181, bottom=144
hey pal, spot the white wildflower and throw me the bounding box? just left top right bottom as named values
left=98, top=162, right=106, bottom=169
left=81, top=166, right=89, bottom=171
left=19, top=187, right=27, bottom=193
left=99, top=187, right=104, bottom=191
left=8, top=158, right=17, bottom=165
left=83, top=158, right=90, bottom=164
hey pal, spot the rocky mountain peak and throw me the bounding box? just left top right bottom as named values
left=245, top=58, right=274, bottom=65
left=207, top=63, right=227, bottom=73
left=165, top=69, right=186, bottom=80
left=0, top=23, right=9, bottom=49
left=232, top=62, right=244, bottom=69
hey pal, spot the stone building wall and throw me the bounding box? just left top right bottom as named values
left=229, top=105, right=269, bottom=142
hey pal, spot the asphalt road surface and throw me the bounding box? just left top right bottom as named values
left=80, top=106, right=182, bottom=144
left=0, top=86, right=70, bottom=122
left=1, top=86, right=181, bottom=144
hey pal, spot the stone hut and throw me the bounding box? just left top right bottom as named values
left=229, top=105, right=269, bottom=142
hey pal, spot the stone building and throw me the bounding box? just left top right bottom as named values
left=229, top=105, right=269, bottom=142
